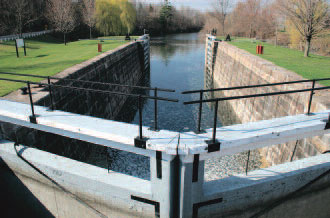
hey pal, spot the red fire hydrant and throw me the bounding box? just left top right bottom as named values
left=98, top=43, right=102, bottom=52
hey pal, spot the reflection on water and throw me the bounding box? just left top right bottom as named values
left=107, top=33, right=261, bottom=181
left=116, top=33, right=220, bottom=132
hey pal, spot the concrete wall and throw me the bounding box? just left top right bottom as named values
left=205, top=36, right=330, bottom=166
left=0, top=36, right=150, bottom=170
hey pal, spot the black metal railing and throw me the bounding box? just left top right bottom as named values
left=0, top=71, right=175, bottom=131
left=0, top=77, right=178, bottom=148
left=183, top=78, right=330, bottom=149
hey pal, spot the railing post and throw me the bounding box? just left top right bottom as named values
left=154, top=88, right=158, bottom=131
left=27, top=82, right=37, bottom=124
left=205, top=101, right=220, bottom=152
left=197, top=91, right=203, bottom=133
left=290, top=140, right=299, bottom=162
left=245, top=150, right=251, bottom=176
left=139, top=95, right=143, bottom=139
left=212, top=101, right=219, bottom=143
left=135, top=95, right=148, bottom=148
left=48, top=77, right=55, bottom=111
left=307, top=80, right=316, bottom=115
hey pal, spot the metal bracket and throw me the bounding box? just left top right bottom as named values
left=131, top=195, right=160, bottom=218
left=194, top=129, right=207, bottom=134
left=193, top=198, right=223, bottom=218
left=156, top=151, right=162, bottom=179
left=325, top=114, right=330, bottom=130
left=205, top=140, right=221, bottom=153
left=29, top=115, right=38, bottom=124
left=134, top=137, right=148, bottom=149
left=192, top=154, right=199, bottom=182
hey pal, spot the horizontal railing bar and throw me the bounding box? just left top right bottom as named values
left=0, top=78, right=178, bottom=103
left=182, top=78, right=330, bottom=94
left=0, top=72, right=175, bottom=93
left=184, top=86, right=330, bottom=105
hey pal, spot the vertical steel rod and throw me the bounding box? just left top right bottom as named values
left=23, top=41, right=27, bottom=56
left=48, top=77, right=55, bottom=111
left=198, top=91, right=203, bottom=133
left=307, top=80, right=316, bottom=115
left=138, top=95, right=143, bottom=139
left=290, top=140, right=299, bottom=162
left=212, top=101, right=219, bottom=143
left=154, top=88, right=158, bottom=131
left=246, top=150, right=251, bottom=176
left=27, top=82, right=35, bottom=117
left=15, top=40, right=19, bottom=58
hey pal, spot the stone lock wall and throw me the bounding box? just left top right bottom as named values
left=205, top=36, right=330, bottom=166
left=37, top=35, right=150, bottom=120
left=0, top=36, right=150, bottom=169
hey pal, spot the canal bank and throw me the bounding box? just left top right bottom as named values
left=205, top=35, right=330, bottom=167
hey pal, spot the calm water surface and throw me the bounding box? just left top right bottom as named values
left=112, top=33, right=261, bottom=180
left=117, top=33, right=219, bottom=132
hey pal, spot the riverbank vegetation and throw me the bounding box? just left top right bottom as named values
left=204, top=0, right=330, bottom=57
left=0, top=0, right=205, bottom=42
left=0, top=35, right=126, bottom=96
left=228, top=38, right=330, bottom=86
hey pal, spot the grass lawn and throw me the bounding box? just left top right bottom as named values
left=0, top=35, right=131, bottom=96
left=218, top=37, right=330, bottom=86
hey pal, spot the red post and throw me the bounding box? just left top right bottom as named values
left=98, top=43, right=102, bottom=52
left=260, top=45, right=264, bottom=54
left=256, top=45, right=259, bottom=54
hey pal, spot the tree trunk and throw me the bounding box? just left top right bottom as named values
left=64, top=33, right=66, bottom=45
left=304, top=38, right=311, bottom=57
left=275, top=26, right=278, bottom=47
left=89, top=27, right=92, bottom=39
left=222, top=19, right=225, bottom=36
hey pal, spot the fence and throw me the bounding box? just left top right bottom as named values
left=0, top=75, right=178, bottom=148
left=0, top=30, right=53, bottom=42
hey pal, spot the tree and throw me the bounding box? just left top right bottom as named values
left=159, top=0, right=173, bottom=34
left=47, top=0, right=76, bottom=45
left=214, top=0, right=231, bottom=35
left=11, top=0, right=39, bottom=36
left=120, top=0, right=136, bottom=34
left=82, top=0, right=96, bottom=39
left=95, top=0, right=136, bottom=36
left=277, top=0, right=329, bottom=57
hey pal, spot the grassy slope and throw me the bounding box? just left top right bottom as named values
left=0, top=35, right=129, bottom=96
left=223, top=38, right=330, bottom=86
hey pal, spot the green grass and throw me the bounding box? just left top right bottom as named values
left=0, top=35, right=129, bottom=96
left=220, top=38, right=330, bottom=86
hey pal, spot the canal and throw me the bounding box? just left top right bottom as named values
left=112, top=33, right=261, bottom=180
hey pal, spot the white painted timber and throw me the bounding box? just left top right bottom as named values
left=0, top=100, right=329, bottom=158
left=0, top=99, right=179, bottom=156
left=179, top=111, right=330, bottom=159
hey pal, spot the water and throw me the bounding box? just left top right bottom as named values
left=116, top=33, right=219, bottom=132
left=110, top=33, right=261, bottom=180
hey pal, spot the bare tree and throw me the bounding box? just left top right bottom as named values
left=82, top=0, right=96, bottom=39
left=277, top=0, right=329, bottom=57
left=214, top=0, right=231, bottom=35
left=11, top=0, right=39, bottom=36
left=47, top=0, right=76, bottom=45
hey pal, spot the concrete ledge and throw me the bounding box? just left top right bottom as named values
left=0, top=99, right=329, bottom=158
left=200, top=153, right=330, bottom=217
left=0, top=140, right=154, bottom=217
